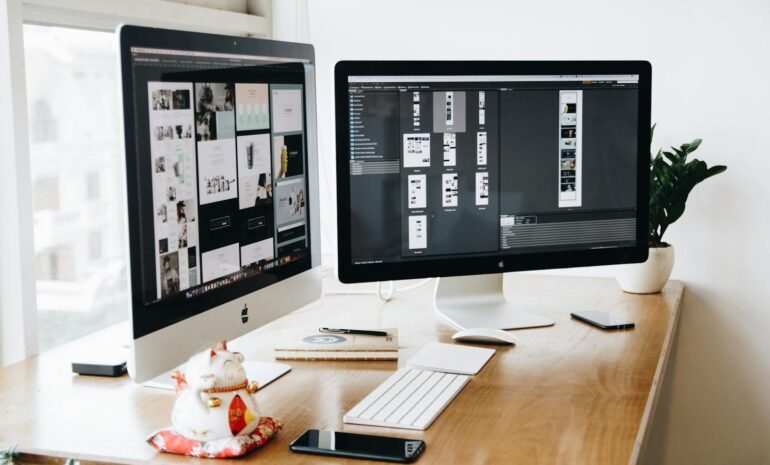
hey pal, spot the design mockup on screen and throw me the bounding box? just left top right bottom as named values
left=134, top=48, right=311, bottom=305
left=346, top=73, right=640, bottom=264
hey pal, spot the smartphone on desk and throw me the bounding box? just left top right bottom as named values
left=571, top=310, right=635, bottom=330
left=290, top=429, right=425, bottom=463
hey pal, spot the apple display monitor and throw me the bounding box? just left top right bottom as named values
left=119, top=26, right=321, bottom=382
left=335, top=61, right=651, bottom=330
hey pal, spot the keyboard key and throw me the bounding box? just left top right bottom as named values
left=360, top=369, right=420, bottom=420
left=387, top=371, right=443, bottom=424
left=373, top=370, right=432, bottom=422
left=344, top=368, right=471, bottom=430
left=400, top=373, right=454, bottom=426
left=413, top=374, right=469, bottom=429
left=346, top=368, right=409, bottom=418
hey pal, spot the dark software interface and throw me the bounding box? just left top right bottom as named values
left=128, top=47, right=310, bottom=304
left=347, top=74, right=639, bottom=264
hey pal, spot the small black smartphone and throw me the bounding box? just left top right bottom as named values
left=571, top=310, right=635, bottom=330
left=290, top=429, right=425, bottom=463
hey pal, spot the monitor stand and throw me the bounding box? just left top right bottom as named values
left=434, top=274, right=555, bottom=330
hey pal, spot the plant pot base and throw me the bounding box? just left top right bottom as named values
left=619, top=288, right=664, bottom=295
left=616, top=245, right=675, bottom=294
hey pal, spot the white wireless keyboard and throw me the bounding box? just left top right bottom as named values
left=343, top=368, right=470, bottom=430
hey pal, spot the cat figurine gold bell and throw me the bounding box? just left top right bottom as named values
left=170, top=341, right=261, bottom=441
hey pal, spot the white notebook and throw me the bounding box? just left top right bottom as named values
left=407, top=342, right=495, bottom=375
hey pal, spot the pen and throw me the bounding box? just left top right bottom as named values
left=319, top=327, right=388, bottom=337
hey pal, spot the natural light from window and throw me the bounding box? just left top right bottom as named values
left=23, top=24, right=128, bottom=352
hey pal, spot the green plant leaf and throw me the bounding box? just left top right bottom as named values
left=648, top=129, right=726, bottom=244
left=662, top=150, right=678, bottom=164
left=705, top=165, right=727, bottom=178
left=667, top=201, right=686, bottom=225
left=686, top=139, right=702, bottom=153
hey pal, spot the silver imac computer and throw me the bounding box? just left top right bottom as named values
left=335, top=61, right=651, bottom=330
left=118, top=26, right=321, bottom=382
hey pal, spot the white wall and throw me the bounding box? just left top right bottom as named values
left=295, top=0, right=770, bottom=462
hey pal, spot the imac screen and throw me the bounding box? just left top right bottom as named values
left=125, top=45, right=312, bottom=335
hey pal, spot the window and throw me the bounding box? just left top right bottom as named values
left=33, top=177, right=59, bottom=211
left=88, top=231, right=103, bottom=261
left=30, top=98, right=57, bottom=142
left=35, top=246, right=75, bottom=282
left=0, top=1, right=271, bottom=366
left=24, top=24, right=129, bottom=352
left=86, top=171, right=100, bottom=200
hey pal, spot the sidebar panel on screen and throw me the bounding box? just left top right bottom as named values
left=348, top=87, right=401, bottom=263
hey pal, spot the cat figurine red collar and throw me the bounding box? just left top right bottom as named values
left=171, top=341, right=261, bottom=441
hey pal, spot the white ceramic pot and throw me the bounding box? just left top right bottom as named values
left=616, top=245, right=675, bottom=294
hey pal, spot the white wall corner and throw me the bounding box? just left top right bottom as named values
left=0, top=0, right=39, bottom=366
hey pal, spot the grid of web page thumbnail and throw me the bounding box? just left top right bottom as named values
left=148, top=80, right=307, bottom=301
left=404, top=90, right=491, bottom=251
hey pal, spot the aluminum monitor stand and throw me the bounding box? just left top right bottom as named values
left=434, top=274, right=555, bottom=330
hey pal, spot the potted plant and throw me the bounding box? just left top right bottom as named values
left=617, top=125, right=727, bottom=293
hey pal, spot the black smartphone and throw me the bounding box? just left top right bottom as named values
left=571, top=310, right=635, bottom=330
left=290, top=429, right=425, bottom=463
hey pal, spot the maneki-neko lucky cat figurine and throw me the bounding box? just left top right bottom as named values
left=170, top=341, right=260, bottom=441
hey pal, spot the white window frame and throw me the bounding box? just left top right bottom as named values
left=0, top=0, right=271, bottom=366
left=21, top=0, right=271, bottom=36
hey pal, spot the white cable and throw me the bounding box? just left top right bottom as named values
left=377, top=281, right=394, bottom=302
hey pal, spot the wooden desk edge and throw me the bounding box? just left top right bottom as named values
left=627, top=280, right=685, bottom=465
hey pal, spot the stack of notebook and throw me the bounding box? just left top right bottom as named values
left=274, top=328, right=398, bottom=361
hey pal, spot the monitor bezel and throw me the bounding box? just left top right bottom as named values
left=119, top=25, right=318, bottom=338
left=335, top=60, right=651, bottom=283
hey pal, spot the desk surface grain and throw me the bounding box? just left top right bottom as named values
left=0, top=275, right=683, bottom=465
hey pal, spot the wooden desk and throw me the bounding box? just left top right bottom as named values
left=0, top=275, right=683, bottom=465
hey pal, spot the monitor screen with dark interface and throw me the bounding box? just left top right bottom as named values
left=336, top=64, right=649, bottom=282
left=125, top=45, right=312, bottom=336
